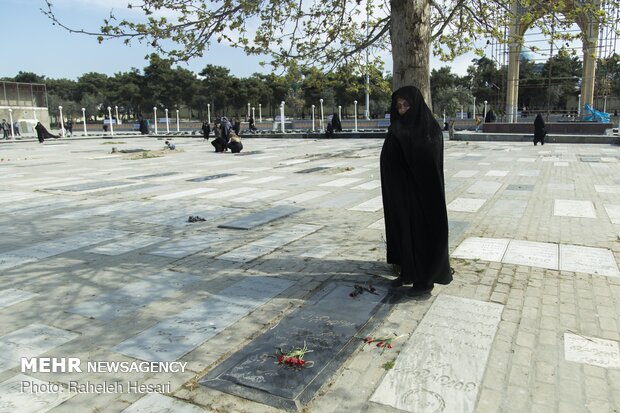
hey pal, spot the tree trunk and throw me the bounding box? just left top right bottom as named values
left=390, top=0, right=433, bottom=108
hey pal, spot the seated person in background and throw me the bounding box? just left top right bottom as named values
left=228, top=132, right=243, bottom=153
left=165, top=140, right=176, bottom=150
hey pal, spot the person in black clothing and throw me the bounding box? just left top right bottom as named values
left=331, top=113, right=342, bottom=132
left=138, top=117, right=149, bottom=135
left=228, top=132, right=243, bottom=153
left=35, top=122, right=60, bottom=143
left=248, top=116, right=257, bottom=132
left=66, top=120, right=73, bottom=136
left=380, top=85, right=453, bottom=297
left=533, top=114, right=547, bottom=145
left=201, top=121, right=211, bottom=140
left=484, top=109, right=496, bottom=123
left=325, top=118, right=334, bottom=138
left=233, top=118, right=241, bottom=135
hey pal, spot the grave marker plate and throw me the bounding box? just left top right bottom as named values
left=114, top=276, right=294, bottom=362
left=218, top=205, right=303, bottom=230
left=466, top=181, right=502, bottom=195
left=485, top=170, right=509, bottom=177
left=148, top=234, right=234, bottom=258
left=87, top=234, right=168, bottom=256
left=370, top=295, right=503, bottom=413
left=487, top=199, right=527, bottom=217
left=595, top=185, right=620, bottom=194
left=554, top=200, right=596, bottom=218
left=247, top=176, right=285, bottom=184
left=564, top=333, right=620, bottom=369
left=67, top=271, right=201, bottom=321
left=547, top=183, right=575, bottom=191
left=0, top=289, right=38, bottom=309
left=187, top=173, right=235, bottom=182
left=318, top=177, right=364, bottom=187
left=447, top=198, right=486, bottom=213
left=604, top=204, right=620, bottom=224
left=503, top=240, right=559, bottom=270
left=0, top=374, right=73, bottom=413
left=452, top=170, right=479, bottom=178
left=275, top=191, right=330, bottom=205
left=505, top=184, right=534, bottom=191
left=349, top=196, right=383, bottom=212
left=295, top=167, right=331, bottom=174
left=319, top=192, right=368, bottom=209
left=0, top=324, right=78, bottom=373
left=559, top=244, right=620, bottom=277
left=352, top=180, right=381, bottom=190
left=44, top=180, right=134, bottom=192
left=153, top=187, right=216, bottom=200
left=451, top=237, right=510, bottom=262
left=200, top=282, right=389, bottom=411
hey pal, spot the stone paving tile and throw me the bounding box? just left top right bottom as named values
left=1, top=137, right=619, bottom=412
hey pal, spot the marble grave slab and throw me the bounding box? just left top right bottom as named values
left=0, top=374, right=74, bottom=413
left=0, top=324, right=79, bottom=373
left=87, top=234, right=169, bottom=256
left=318, top=177, right=364, bottom=187
left=275, top=191, right=330, bottom=205
left=43, top=180, right=135, bottom=192
left=0, top=289, right=38, bottom=309
left=487, top=199, right=528, bottom=217
left=604, top=204, right=620, bottom=224
left=559, top=244, right=620, bottom=277
left=187, top=173, right=235, bottom=182
left=466, top=181, right=502, bottom=195
left=122, top=394, right=209, bottom=413
left=447, top=198, right=486, bottom=213
left=113, top=276, right=294, bottom=362
left=553, top=200, right=596, bottom=218
left=564, top=333, right=620, bottom=369
left=200, top=282, right=389, bottom=411
left=218, top=205, right=303, bottom=230
left=451, top=237, right=510, bottom=262
left=370, top=295, right=503, bottom=413
left=148, top=234, right=235, bottom=258
left=349, top=196, right=383, bottom=212
left=67, top=271, right=201, bottom=321
left=502, top=240, right=559, bottom=270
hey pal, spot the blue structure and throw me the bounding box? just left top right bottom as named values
left=582, top=104, right=611, bottom=123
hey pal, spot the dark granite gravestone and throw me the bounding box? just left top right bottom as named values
left=505, top=184, right=534, bottom=191
left=128, top=172, right=180, bottom=180
left=44, top=181, right=133, bottom=192
left=295, top=167, right=331, bottom=174
left=448, top=220, right=469, bottom=244
left=235, top=150, right=264, bottom=156
left=200, top=282, right=390, bottom=411
left=187, top=173, right=236, bottom=182
left=218, top=205, right=303, bottom=230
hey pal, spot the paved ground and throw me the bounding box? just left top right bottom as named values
left=0, top=136, right=619, bottom=413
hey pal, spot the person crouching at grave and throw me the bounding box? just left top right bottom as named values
left=228, top=132, right=243, bottom=153
left=165, top=140, right=176, bottom=150
left=35, top=122, right=60, bottom=143
left=325, top=119, right=334, bottom=138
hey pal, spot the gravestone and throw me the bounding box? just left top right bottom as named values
left=218, top=205, right=303, bottom=230
left=553, top=200, right=596, bottom=218
left=187, top=173, right=235, bottom=182
left=447, top=198, right=486, bottom=213
left=563, top=333, right=620, bottom=369
left=87, top=234, right=168, bottom=256
left=113, top=276, right=294, bottom=362
left=247, top=176, right=285, bottom=184
left=352, top=180, right=381, bottom=190
left=370, top=295, right=503, bottom=413
left=318, top=177, right=364, bottom=187
left=275, top=191, right=330, bottom=205
left=487, top=199, right=528, bottom=217
left=200, top=282, right=389, bottom=411
left=234, top=189, right=286, bottom=203
left=349, top=196, right=383, bottom=212
left=448, top=220, right=469, bottom=244
left=148, top=234, right=235, bottom=258
left=44, top=180, right=133, bottom=192
left=319, top=192, right=368, bottom=209
left=452, top=170, right=479, bottom=178
left=595, top=185, right=620, bottom=194
left=604, top=204, right=620, bottom=224
left=295, top=167, right=331, bottom=174
left=0, top=324, right=78, bottom=373
left=505, top=184, right=534, bottom=192
left=0, top=374, right=73, bottom=413
left=0, top=288, right=38, bottom=309
left=154, top=187, right=216, bottom=200
left=502, top=240, right=559, bottom=270
left=200, top=187, right=256, bottom=199
left=67, top=271, right=200, bottom=321
left=559, top=244, right=620, bottom=277
left=451, top=237, right=510, bottom=262
left=128, top=171, right=180, bottom=180
left=466, top=181, right=502, bottom=195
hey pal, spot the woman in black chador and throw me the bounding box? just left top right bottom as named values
left=380, top=85, right=453, bottom=297
left=34, top=122, right=59, bottom=143
left=533, top=114, right=546, bottom=145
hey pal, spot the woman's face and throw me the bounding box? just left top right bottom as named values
left=396, top=97, right=410, bottom=116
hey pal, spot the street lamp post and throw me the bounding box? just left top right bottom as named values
left=443, top=110, right=446, bottom=125
left=114, top=105, right=119, bottom=125
left=473, top=97, right=476, bottom=118
left=319, top=99, right=324, bottom=131
left=81, top=108, right=87, bottom=136
left=311, top=105, right=315, bottom=132
left=58, top=106, right=65, bottom=136
left=207, top=103, right=211, bottom=124
left=251, top=106, right=255, bottom=123
left=165, top=108, right=170, bottom=133
left=247, top=103, right=251, bottom=120
left=353, top=101, right=358, bottom=132
left=338, top=105, right=342, bottom=122
left=280, top=101, right=285, bottom=133
left=483, top=101, right=488, bottom=123
left=259, top=103, right=262, bottom=123
left=8, top=108, right=14, bottom=140
left=604, top=95, right=607, bottom=113
left=577, top=94, right=581, bottom=117
left=176, top=109, right=180, bottom=132
left=107, top=106, right=114, bottom=136
left=153, top=107, right=158, bottom=135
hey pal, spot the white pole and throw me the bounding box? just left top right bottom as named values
left=460, top=105, right=463, bottom=119
left=483, top=100, right=488, bottom=122
left=107, top=106, right=114, bottom=136
left=443, top=110, right=446, bottom=124
left=153, top=107, right=158, bottom=135
left=207, top=104, right=211, bottom=124
left=82, top=108, right=87, bottom=136
left=247, top=102, right=251, bottom=120
left=338, top=105, right=342, bottom=121
left=577, top=94, right=581, bottom=117
left=319, top=99, right=324, bottom=131
left=311, top=105, right=315, bottom=131
left=58, top=106, right=65, bottom=136
left=8, top=108, right=14, bottom=140
left=473, top=97, right=476, bottom=118
left=259, top=103, right=262, bottom=123
left=165, top=109, right=169, bottom=133
left=280, top=101, right=285, bottom=133
left=252, top=106, right=255, bottom=122
left=354, top=100, right=358, bottom=132
left=603, top=95, right=607, bottom=113
left=176, top=109, right=180, bottom=132
left=115, top=105, right=119, bottom=124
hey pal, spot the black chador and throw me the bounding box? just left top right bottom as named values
left=34, top=122, right=59, bottom=143
left=380, top=86, right=452, bottom=296
left=533, top=114, right=546, bottom=145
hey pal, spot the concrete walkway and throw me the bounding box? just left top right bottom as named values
left=0, top=136, right=618, bottom=413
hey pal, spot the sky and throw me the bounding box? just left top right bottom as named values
left=2, top=0, right=483, bottom=82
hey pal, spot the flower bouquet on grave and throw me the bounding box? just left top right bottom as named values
left=358, top=333, right=404, bottom=354
left=349, top=283, right=378, bottom=297
left=275, top=342, right=314, bottom=369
